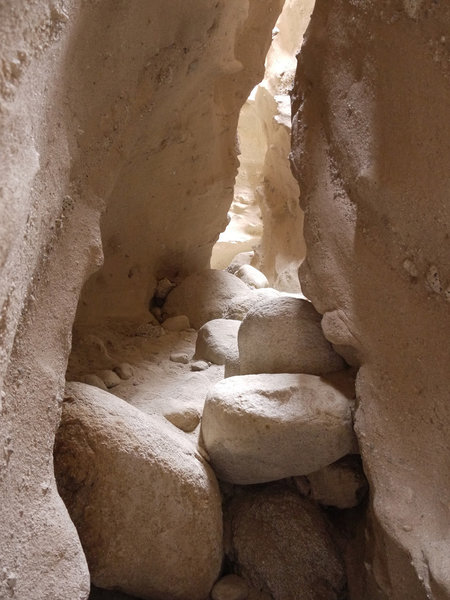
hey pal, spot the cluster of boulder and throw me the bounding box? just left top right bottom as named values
left=56, top=267, right=367, bottom=600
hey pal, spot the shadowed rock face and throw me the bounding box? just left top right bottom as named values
left=291, top=1, right=450, bottom=598
left=0, top=2, right=283, bottom=598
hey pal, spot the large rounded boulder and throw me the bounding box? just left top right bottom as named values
left=163, top=270, right=250, bottom=329
left=55, top=382, right=222, bottom=600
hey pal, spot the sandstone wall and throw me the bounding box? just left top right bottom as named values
left=212, top=0, right=314, bottom=290
left=250, top=0, right=313, bottom=292
left=0, top=2, right=282, bottom=598
left=291, top=1, right=450, bottom=598
left=74, top=0, right=284, bottom=327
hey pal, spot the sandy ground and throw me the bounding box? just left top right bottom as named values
left=68, top=324, right=225, bottom=448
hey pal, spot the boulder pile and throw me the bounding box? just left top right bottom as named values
left=56, top=267, right=366, bottom=600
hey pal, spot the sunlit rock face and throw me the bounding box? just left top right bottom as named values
left=0, top=2, right=282, bottom=598
left=212, top=0, right=314, bottom=292
left=291, top=1, right=450, bottom=598
left=75, top=0, right=284, bottom=327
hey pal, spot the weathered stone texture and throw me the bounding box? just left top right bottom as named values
left=291, top=1, right=450, bottom=597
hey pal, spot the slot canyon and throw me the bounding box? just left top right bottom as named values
left=1, top=1, right=449, bottom=599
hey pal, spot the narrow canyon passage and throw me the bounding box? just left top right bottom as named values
left=57, top=2, right=369, bottom=599
left=1, top=1, right=449, bottom=600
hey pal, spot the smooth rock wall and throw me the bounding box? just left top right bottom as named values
left=0, top=2, right=283, bottom=597
left=291, top=1, right=450, bottom=598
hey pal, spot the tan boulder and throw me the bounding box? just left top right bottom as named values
left=225, top=487, right=346, bottom=600
left=195, top=319, right=241, bottom=365
left=201, top=372, right=357, bottom=484
left=234, top=265, right=269, bottom=289
left=238, top=296, right=345, bottom=375
left=163, top=270, right=250, bottom=329
left=55, top=382, right=222, bottom=600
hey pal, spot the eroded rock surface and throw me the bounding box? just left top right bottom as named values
left=225, top=486, right=346, bottom=600
left=291, top=1, right=450, bottom=597
left=201, top=372, right=357, bottom=484
left=55, top=382, right=222, bottom=600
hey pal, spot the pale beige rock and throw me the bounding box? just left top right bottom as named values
left=190, top=360, right=210, bottom=372
left=164, top=270, right=250, bottom=329
left=226, top=251, right=255, bottom=275
left=201, top=372, right=357, bottom=484
left=195, top=319, right=241, bottom=365
left=114, top=363, right=134, bottom=380
left=291, top=2, right=450, bottom=596
left=83, top=374, right=108, bottom=391
left=55, top=383, right=222, bottom=599
left=226, top=487, right=346, bottom=600
left=170, top=352, right=190, bottom=364
left=211, top=574, right=249, bottom=600
left=305, top=455, right=368, bottom=509
left=162, top=315, right=191, bottom=332
left=224, top=355, right=241, bottom=378
left=165, top=406, right=201, bottom=433
left=96, top=369, right=122, bottom=388
left=234, top=265, right=269, bottom=289
left=73, top=0, right=284, bottom=328
left=225, top=287, right=281, bottom=320
left=215, top=0, right=314, bottom=292
left=238, top=297, right=345, bottom=375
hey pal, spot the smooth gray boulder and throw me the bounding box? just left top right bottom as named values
left=238, top=296, right=345, bottom=375
left=201, top=372, right=357, bottom=484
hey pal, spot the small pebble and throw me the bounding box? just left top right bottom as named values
left=191, top=360, right=209, bottom=371
left=83, top=374, right=107, bottom=391
left=165, top=407, right=201, bottom=432
left=96, top=369, right=122, bottom=388
left=170, top=352, right=190, bottom=364
left=114, top=363, right=134, bottom=380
